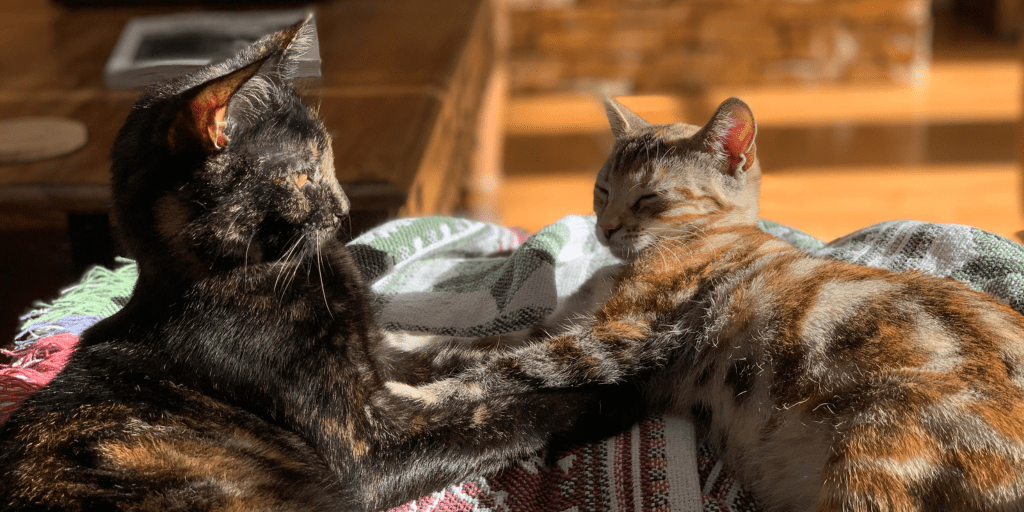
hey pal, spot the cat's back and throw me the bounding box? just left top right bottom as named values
left=805, top=259, right=1024, bottom=511
left=0, top=337, right=345, bottom=512
left=677, top=231, right=1024, bottom=511
left=724, top=246, right=1024, bottom=400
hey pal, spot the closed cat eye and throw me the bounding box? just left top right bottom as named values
left=595, top=186, right=609, bottom=196
left=632, top=193, right=657, bottom=210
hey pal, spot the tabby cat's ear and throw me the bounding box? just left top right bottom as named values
left=604, top=97, right=650, bottom=140
left=700, top=97, right=757, bottom=176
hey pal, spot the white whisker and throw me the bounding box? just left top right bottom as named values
left=316, top=233, right=334, bottom=319
left=273, top=233, right=305, bottom=293
left=282, top=248, right=304, bottom=293
left=244, top=234, right=254, bottom=282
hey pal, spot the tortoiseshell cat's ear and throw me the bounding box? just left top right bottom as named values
left=166, top=15, right=315, bottom=153
left=168, top=60, right=264, bottom=152
left=251, top=14, right=316, bottom=79
left=603, top=97, right=650, bottom=140
left=699, top=97, right=757, bottom=176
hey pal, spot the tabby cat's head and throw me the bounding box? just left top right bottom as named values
left=110, top=17, right=348, bottom=277
left=594, top=97, right=761, bottom=260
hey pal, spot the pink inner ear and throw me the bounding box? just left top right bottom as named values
left=724, top=106, right=756, bottom=171
left=176, top=59, right=263, bottom=151
left=192, top=92, right=231, bottom=149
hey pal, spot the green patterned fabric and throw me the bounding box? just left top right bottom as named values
left=15, top=258, right=138, bottom=348
left=355, top=216, right=615, bottom=336
left=809, top=221, right=1024, bottom=313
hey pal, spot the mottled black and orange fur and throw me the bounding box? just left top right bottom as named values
left=587, top=97, right=1024, bottom=511
left=0, top=21, right=670, bottom=511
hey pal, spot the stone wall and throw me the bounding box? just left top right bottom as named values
left=508, top=0, right=932, bottom=93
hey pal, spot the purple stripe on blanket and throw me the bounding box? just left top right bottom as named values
left=18, top=315, right=103, bottom=339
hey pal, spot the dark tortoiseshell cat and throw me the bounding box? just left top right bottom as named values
left=0, top=21, right=674, bottom=511
left=586, top=96, right=1024, bottom=511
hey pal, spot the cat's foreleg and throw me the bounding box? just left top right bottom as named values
left=376, top=282, right=677, bottom=431
left=362, top=381, right=646, bottom=511
left=360, top=311, right=676, bottom=510
left=381, top=310, right=673, bottom=401
left=373, top=329, right=538, bottom=384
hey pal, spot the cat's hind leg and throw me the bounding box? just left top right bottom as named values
left=814, top=376, right=956, bottom=512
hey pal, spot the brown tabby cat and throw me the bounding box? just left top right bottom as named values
left=0, top=21, right=670, bottom=511
left=586, top=96, right=1024, bottom=511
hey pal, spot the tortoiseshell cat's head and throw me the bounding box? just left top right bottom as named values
left=111, top=17, right=348, bottom=278
left=594, top=97, right=761, bottom=260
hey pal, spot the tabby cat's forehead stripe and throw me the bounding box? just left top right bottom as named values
left=610, top=134, right=677, bottom=181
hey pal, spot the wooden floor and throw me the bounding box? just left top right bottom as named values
left=499, top=31, right=1023, bottom=243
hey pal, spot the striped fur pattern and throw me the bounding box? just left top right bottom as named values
left=0, top=22, right=668, bottom=511
left=591, top=97, right=1024, bottom=511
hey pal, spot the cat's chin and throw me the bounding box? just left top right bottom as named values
left=596, top=231, right=630, bottom=260
left=598, top=235, right=637, bottom=261
left=608, top=243, right=641, bottom=262
left=298, top=227, right=343, bottom=255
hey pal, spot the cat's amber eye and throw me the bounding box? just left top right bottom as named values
left=296, top=174, right=308, bottom=188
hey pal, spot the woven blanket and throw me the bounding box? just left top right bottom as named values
left=5, top=216, right=1024, bottom=512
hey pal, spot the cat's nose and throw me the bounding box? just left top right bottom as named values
left=600, top=224, right=620, bottom=239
